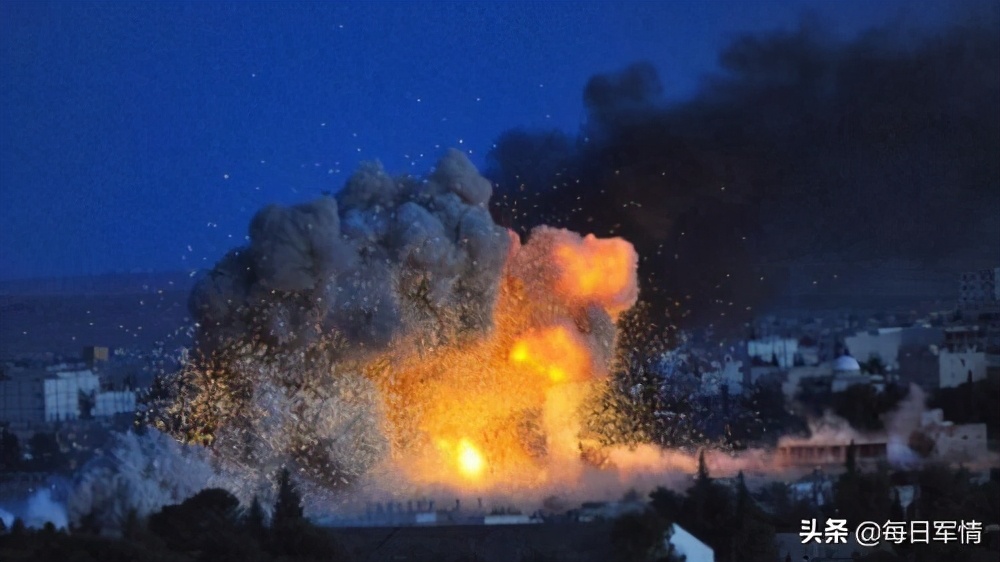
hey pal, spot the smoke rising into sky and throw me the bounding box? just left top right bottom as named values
left=487, top=11, right=999, bottom=333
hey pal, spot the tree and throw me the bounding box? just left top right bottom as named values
left=682, top=450, right=736, bottom=561
left=610, top=510, right=682, bottom=562
left=696, top=449, right=710, bottom=486
left=148, top=488, right=242, bottom=553
left=27, top=432, right=67, bottom=471
left=244, top=495, right=267, bottom=536
left=272, top=468, right=303, bottom=530
left=649, top=487, right=685, bottom=522
left=845, top=440, right=857, bottom=475
left=79, top=390, right=96, bottom=420
left=862, top=356, right=886, bottom=375
left=1, top=427, right=20, bottom=471
left=730, top=471, right=779, bottom=562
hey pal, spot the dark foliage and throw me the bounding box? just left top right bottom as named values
left=273, top=467, right=304, bottom=530
left=148, top=488, right=244, bottom=554
left=929, top=377, right=1000, bottom=439
left=25, top=432, right=69, bottom=472
left=830, top=383, right=908, bottom=432
left=650, top=452, right=778, bottom=562
left=0, top=426, right=20, bottom=471
left=610, top=510, right=682, bottom=562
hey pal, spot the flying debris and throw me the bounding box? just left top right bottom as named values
left=147, top=149, right=666, bottom=497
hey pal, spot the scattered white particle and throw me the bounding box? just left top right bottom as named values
left=458, top=139, right=463, bottom=144
left=416, top=98, right=422, bottom=102
left=187, top=245, right=193, bottom=252
left=223, top=173, right=230, bottom=180
left=320, top=122, right=326, bottom=127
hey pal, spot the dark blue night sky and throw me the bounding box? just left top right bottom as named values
left=0, top=0, right=953, bottom=280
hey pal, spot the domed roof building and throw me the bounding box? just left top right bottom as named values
left=833, top=354, right=861, bottom=373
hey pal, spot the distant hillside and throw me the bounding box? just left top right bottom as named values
left=0, top=270, right=197, bottom=297
left=0, top=271, right=197, bottom=360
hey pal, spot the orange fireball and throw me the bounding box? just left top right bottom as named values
left=509, top=324, right=592, bottom=384
left=552, top=233, right=639, bottom=317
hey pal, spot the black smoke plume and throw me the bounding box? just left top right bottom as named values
left=487, top=15, right=1000, bottom=336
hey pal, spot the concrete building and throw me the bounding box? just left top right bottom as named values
left=919, top=410, right=989, bottom=463
left=788, top=470, right=834, bottom=507
left=667, top=523, right=714, bottom=562
left=82, top=346, right=110, bottom=369
left=959, top=267, right=1000, bottom=315
left=0, top=368, right=135, bottom=425
left=897, top=344, right=941, bottom=390
left=747, top=337, right=799, bottom=368
left=0, top=377, right=46, bottom=424
left=843, top=327, right=943, bottom=372
left=781, top=365, right=833, bottom=400
left=944, top=324, right=1000, bottom=355
left=700, top=356, right=746, bottom=395
left=575, top=500, right=647, bottom=523
left=939, top=349, right=988, bottom=388
left=94, top=391, right=137, bottom=417
left=828, top=354, right=882, bottom=393
left=775, top=437, right=888, bottom=468
left=43, top=370, right=101, bottom=422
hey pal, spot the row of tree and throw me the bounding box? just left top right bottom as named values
left=612, top=446, right=999, bottom=562
left=0, top=468, right=351, bottom=562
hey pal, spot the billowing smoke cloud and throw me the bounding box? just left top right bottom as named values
left=189, top=149, right=509, bottom=352
left=486, top=13, right=1000, bottom=335
left=148, top=149, right=653, bottom=502
left=155, top=150, right=513, bottom=491
left=66, top=430, right=220, bottom=533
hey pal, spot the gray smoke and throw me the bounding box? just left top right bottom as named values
left=157, top=150, right=513, bottom=491
left=67, top=429, right=219, bottom=534
left=189, top=149, right=510, bottom=353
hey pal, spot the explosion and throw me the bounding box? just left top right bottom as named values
left=148, top=149, right=643, bottom=499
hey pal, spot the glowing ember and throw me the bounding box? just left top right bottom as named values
left=154, top=151, right=649, bottom=498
